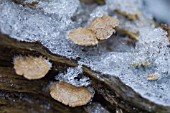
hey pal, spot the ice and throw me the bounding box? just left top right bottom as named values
left=80, top=28, right=170, bottom=106
left=84, top=102, right=110, bottom=113
left=37, top=0, right=80, bottom=17
left=88, top=5, right=108, bottom=25
left=142, top=0, right=170, bottom=25
left=0, top=0, right=170, bottom=107
left=106, top=0, right=140, bottom=15
left=55, top=66, right=91, bottom=87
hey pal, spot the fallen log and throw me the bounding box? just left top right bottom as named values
left=0, top=34, right=170, bottom=113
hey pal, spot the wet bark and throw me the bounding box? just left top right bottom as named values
left=0, top=34, right=170, bottom=113
left=0, top=66, right=87, bottom=113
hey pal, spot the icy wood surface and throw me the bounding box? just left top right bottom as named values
left=85, top=102, right=110, bottom=113
left=0, top=0, right=170, bottom=107
left=0, top=66, right=87, bottom=113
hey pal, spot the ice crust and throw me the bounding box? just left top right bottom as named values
left=0, top=0, right=170, bottom=106
left=106, top=0, right=140, bottom=15
left=55, top=66, right=91, bottom=87
left=85, top=102, right=110, bottom=113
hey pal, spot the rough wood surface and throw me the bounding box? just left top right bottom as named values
left=0, top=34, right=170, bottom=113
left=0, top=67, right=87, bottom=113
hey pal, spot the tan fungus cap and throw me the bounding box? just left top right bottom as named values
left=88, top=26, right=115, bottom=40
left=50, top=81, right=93, bottom=107
left=14, top=56, right=51, bottom=80
left=68, top=16, right=119, bottom=46
left=88, top=16, right=119, bottom=40
left=68, top=28, right=98, bottom=46
left=147, top=74, right=159, bottom=81
left=88, top=16, right=119, bottom=29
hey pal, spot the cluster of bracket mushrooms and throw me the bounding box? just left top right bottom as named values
left=13, top=15, right=119, bottom=107
left=69, top=16, right=119, bottom=46
left=13, top=13, right=164, bottom=107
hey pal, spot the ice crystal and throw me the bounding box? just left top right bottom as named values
left=37, top=0, right=80, bottom=17
left=85, top=102, right=110, bottom=113
left=106, top=0, right=140, bottom=15
left=56, top=66, right=91, bottom=87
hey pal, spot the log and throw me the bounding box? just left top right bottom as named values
left=0, top=34, right=170, bottom=113
left=0, top=66, right=86, bottom=113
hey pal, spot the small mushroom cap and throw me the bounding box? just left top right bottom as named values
left=147, top=74, right=159, bottom=81
left=68, top=16, right=119, bottom=46
left=89, top=26, right=115, bottom=40
left=68, top=28, right=98, bottom=46
left=88, top=16, right=119, bottom=40
left=88, top=16, right=119, bottom=29
left=14, top=56, right=51, bottom=80
left=50, top=81, right=93, bottom=107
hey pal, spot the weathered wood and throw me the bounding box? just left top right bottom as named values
left=0, top=66, right=87, bottom=113
left=0, top=34, right=170, bottom=113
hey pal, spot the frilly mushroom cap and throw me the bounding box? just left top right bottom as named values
left=88, top=16, right=119, bottom=29
left=68, top=16, right=119, bottom=46
left=14, top=56, right=51, bottom=80
left=50, top=81, right=93, bottom=107
left=88, top=26, right=115, bottom=40
left=88, top=16, right=119, bottom=40
left=68, top=28, right=98, bottom=46
left=147, top=74, right=159, bottom=81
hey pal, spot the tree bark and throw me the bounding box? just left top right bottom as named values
left=0, top=34, right=170, bottom=113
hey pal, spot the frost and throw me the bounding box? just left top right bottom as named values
left=89, top=5, right=108, bottom=23
left=85, top=102, right=110, bottom=113
left=106, top=0, right=140, bottom=15
left=56, top=66, right=91, bottom=87
left=80, top=28, right=170, bottom=106
left=37, top=0, right=80, bottom=17
left=0, top=0, right=170, bottom=107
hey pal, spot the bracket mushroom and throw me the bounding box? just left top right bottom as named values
left=50, top=81, right=93, bottom=107
left=68, top=16, right=119, bottom=46
left=14, top=56, right=51, bottom=80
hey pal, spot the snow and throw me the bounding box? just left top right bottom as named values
left=142, top=0, right=170, bottom=25
left=85, top=102, right=110, bottom=113
left=55, top=66, right=91, bottom=87
left=106, top=0, right=140, bottom=15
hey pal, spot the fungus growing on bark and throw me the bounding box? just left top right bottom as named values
left=50, top=81, right=93, bottom=107
left=147, top=74, right=159, bottom=81
left=88, top=16, right=119, bottom=30
left=88, top=16, right=119, bottom=40
left=88, top=26, right=114, bottom=40
left=13, top=56, right=51, bottom=80
left=68, top=16, right=119, bottom=46
left=68, top=28, right=98, bottom=46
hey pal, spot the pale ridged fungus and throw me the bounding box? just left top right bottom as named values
left=147, top=74, right=159, bottom=81
left=68, top=28, right=98, bottom=46
left=14, top=56, right=51, bottom=80
left=50, top=81, right=93, bottom=107
left=68, top=16, right=119, bottom=46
